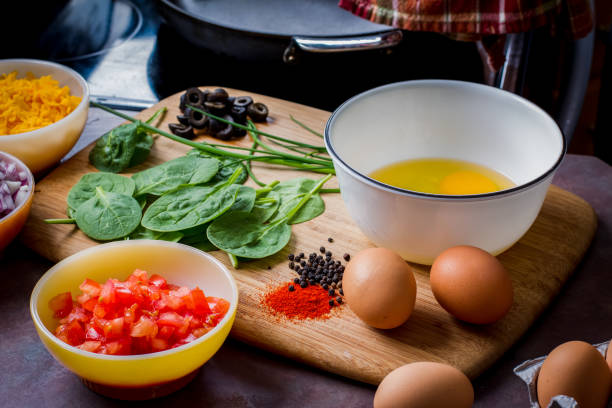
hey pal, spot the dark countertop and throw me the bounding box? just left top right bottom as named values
left=2, top=108, right=611, bottom=407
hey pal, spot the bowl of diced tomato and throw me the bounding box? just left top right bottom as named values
left=30, top=240, right=238, bottom=400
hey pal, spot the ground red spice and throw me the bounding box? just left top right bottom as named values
left=263, top=282, right=334, bottom=320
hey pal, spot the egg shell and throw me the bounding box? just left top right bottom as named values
left=537, top=340, right=612, bottom=408
left=607, top=339, right=612, bottom=376
left=374, top=362, right=474, bottom=408
left=343, top=247, right=416, bottom=329
left=430, top=245, right=513, bottom=324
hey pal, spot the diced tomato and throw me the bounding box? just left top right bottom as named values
left=78, top=341, right=102, bottom=353
left=149, top=274, right=167, bottom=289
left=192, top=327, right=209, bottom=338
left=79, top=279, right=101, bottom=298
left=190, top=288, right=212, bottom=316
left=98, top=280, right=116, bottom=305
left=49, top=292, right=73, bottom=318
left=151, top=338, right=168, bottom=352
left=50, top=269, right=228, bottom=355
left=207, top=297, right=230, bottom=316
left=55, top=320, right=85, bottom=346
left=104, top=338, right=131, bottom=355
left=130, top=316, right=158, bottom=338
left=157, top=312, right=184, bottom=327
left=127, top=269, right=148, bottom=285
left=85, top=325, right=103, bottom=341
left=103, top=317, right=125, bottom=340
left=157, top=325, right=175, bottom=340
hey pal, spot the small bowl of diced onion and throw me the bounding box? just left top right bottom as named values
left=0, top=151, right=34, bottom=251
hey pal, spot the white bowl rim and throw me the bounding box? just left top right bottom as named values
left=0, top=150, right=35, bottom=222
left=0, top=58, right=90, bottom=139
left=30, top=239, right=239, bottom=361
left=324, top=79, right=566, bottom=202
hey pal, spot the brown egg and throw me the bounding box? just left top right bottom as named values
left=430, top=245, right=513, bottom=324
left=343, top=247, right=416, bottom=329
left=537, top=341, right=612, bottom=408
left=374, top=362, right=474, bottom=408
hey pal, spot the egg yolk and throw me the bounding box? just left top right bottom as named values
left=439, top=170, right=500, bottom=195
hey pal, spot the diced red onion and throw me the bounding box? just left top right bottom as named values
left=0, top=159, right=31, bottom=219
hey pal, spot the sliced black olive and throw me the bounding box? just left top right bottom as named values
left=185, top=87, right=205, bottom=106
left=179, top=93, right=187, bottom=112
left=208, top=118, right=223, bottom=134
left=168, top=123, right=195, bottom=139
left=226, top=96, right=235, bottom=106
left=177, top=114, right=189, bottom=126
left=233, top=96, right=253, bottom=108
left=232, top=127, right=247, bottom=138
left=213, top=114, right=234, bottom=140
left=188, top=107, right=208, bottom=129
left=247, top=102, right=269, bottom=122
left=207, top=88, right=229, bottom=103
left=204, top=101, right=227, bottom=115
left=230, top=105, right=247, bottom=124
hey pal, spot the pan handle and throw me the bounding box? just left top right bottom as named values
left=283, top=30, right=403, bottom=63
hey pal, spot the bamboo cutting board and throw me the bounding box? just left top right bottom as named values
left=21, top=88, right=597, bottom=385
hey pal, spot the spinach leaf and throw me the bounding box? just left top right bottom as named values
left=129, top=128, right=154, bottom=168
left=129, top=225, right=183, bottom=242
left=188, top=149, right=248, bottom=186
left=67, top=172, right=135, bottom=211
left=251, top=190, right=280, bottom=223
left=132, top=155, right=220, bottom=196
left=142, top=168, right=244, bottom=232
left=74, top=187, right=142, bottom=240
left=207, top=212, right=292, bottom=259
left=179, top=224, right=217, bottom=251
left=89, top=108, right=166, bottom=173
left=228, top=185, right=256, bottom=213
left=207, top=174, right=331, bottom=260
left=89, top=121, right=140, bottom=173
left=270, top=178, right=325, bottom=224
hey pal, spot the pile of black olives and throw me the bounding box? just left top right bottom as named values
left=169, top=87, right=269, bottom=141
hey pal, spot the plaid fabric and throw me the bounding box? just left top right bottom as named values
left=338, top=0, right=593, bottom=38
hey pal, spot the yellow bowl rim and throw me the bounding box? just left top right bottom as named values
left=0, top=150, right=35, bottom=223
left=0, top=58, right=90, bottom=139
left=30, top=239, right=239, bottom=361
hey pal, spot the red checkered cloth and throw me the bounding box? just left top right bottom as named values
left=338, top=0, right=593, bottom=39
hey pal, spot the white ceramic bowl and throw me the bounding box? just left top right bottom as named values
left=0, top=59, right=89, bottom=173
left=325, top=80, right=565, bottom=265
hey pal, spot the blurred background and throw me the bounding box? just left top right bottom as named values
left=1, top=0, right=609, bottom=163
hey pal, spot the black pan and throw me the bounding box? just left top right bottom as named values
left=156, top=0, right=403, bottom=62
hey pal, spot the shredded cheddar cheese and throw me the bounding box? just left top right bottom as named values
left=0, top=71, right=82, bottom=135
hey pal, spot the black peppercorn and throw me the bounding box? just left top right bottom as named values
left=294, top=277, right=300, bottom=284
left=328, top=237, right=334, bottom=243
left=328, top=288, right=335, bottom=296
left=300, top=281, right=308, bottom=288
left=289, top=261, right=295, bottom=269
left=320, top=246, right=326, bottom=253
left=343, top=253, right=351, bottom=261
left=288, top=254, right=294, bottom=261
left=322, top=283, right=329, bottom=290
left=336, top=296, right=343, bottom=304
left=329, top=299, right=334, bottom=307
left=325, top=251, right=332, bottom=257
left=339, top=288, right=344, bottom=296
left=288, top=285, right=295, bottom=292
left=299, top=252, right=305, bottom=258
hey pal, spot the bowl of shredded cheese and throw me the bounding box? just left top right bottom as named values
left=0, top=59, right=89, bottom=173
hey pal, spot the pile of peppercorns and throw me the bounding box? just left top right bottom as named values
left=286, top=238, right=351, bottom=307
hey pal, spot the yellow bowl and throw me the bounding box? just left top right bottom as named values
left=0, top=151, right=34, bottom=251
left=30, top=240, right=238, bottom=399
left=0, top=59, right=89, bottom=174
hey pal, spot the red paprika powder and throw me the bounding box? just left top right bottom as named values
left=263, top=282, right=336, bottom=320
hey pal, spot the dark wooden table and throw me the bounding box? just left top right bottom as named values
left=2, top=108, right=611, bottom=407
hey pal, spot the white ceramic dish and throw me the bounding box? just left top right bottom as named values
left=0, top=59, right=89, bottom=173
left=325, top=80, right=565, bottom=265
